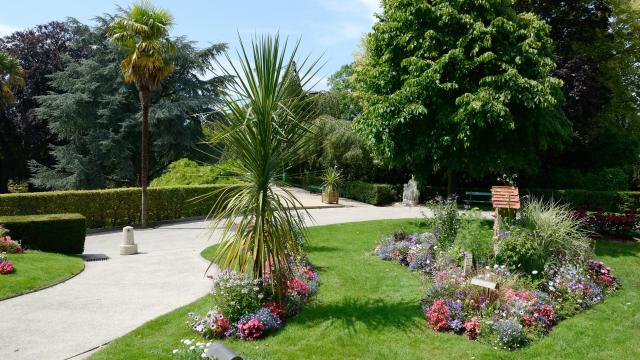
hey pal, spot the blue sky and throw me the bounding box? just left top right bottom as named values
left=0, top=0, right=381, bottom=90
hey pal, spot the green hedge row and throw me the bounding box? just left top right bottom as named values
left=0, top=213, right=86, bottom=254
left=422, top=186, right=640, bottom=212
left=342, top=181, right=402, bottom=206
left=0, top=185, right=222, bottom=229
left=524, top=189, right=640, bottom=213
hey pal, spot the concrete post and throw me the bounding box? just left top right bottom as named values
left=120, top=226, right=138, bottom=255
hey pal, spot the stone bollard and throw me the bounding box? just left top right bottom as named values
left=120, top=226, right=138, bottom=255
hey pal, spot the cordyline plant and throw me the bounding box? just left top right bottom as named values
left=205, top=34, right=322, bottom=291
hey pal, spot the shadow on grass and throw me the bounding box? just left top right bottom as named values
left=595, top=240, right=640, bottom=259
left=307, top=245, right=340, bottom=253
left=292, top=296, right=423, bottom=334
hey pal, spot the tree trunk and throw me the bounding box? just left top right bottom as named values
left=447, top=170, right=457, bottom=197
left=139, top=89, right=151, bottom=228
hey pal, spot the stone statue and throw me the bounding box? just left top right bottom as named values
left=402, top=176, right=420, bottom=206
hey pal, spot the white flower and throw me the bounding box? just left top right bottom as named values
left=190, top=346, right=195, bottom=351
left=201, top=353, right=208, bottom=358
left=173, top=349, right=179, bottom=354
left=531, top=270, right=539, bottom=275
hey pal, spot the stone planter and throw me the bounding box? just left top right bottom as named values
left=322, top=191, right=339, bottom=204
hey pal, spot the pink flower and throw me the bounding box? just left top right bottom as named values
left=464, top=317, right=480, bottom=339
left=238, top=319, right=264, bottom=340
left=287, top=277, right=309, bottom=296
left=425, top=299, right=449, bottom=332
left=0, top=260, right=14, bottom=274
left=262, top=301, right=285, bottom=320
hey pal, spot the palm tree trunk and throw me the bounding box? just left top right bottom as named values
left=139, top=89, right=151, bottom=228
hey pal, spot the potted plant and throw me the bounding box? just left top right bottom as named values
left=321, top=165, right=342, bottom=204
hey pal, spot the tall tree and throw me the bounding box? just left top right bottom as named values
left=326, top=63, right=362, bottom=120
left=0, top=51, right=25, bottom=193
left=31, top=16, right=229, bottom=193
left=353, top=0, right=570, bottom=194
left=515, top=0, right=640, bottom=183
left=0, top=21, right=90, bottom=193
left=109, top=1, right=175, bottom=227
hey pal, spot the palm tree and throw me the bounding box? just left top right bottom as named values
left=207, top=34, right=322, bottom=289
left=109, top=0, right=175, bottom=227
left=0, top=51, right=25, bottom=107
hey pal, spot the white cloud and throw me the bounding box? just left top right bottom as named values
left=0, top=24, right=20, bottom=37
left=319, top=0, right=381, bottom=19
left=313, top=0, right=380, bottom=46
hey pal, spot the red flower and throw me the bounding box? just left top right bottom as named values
left=426, top=299, right=449, bottom=332
left=238, top=319, right=264, bottom=340
left=0, top=260, right=14, bottom=274
left=262, top=301, right=285, bottom=320
left=522, top=314, right=535, bottom=328
left=464, top=317, right=480, bottom=339
left=287, top=277, right=309, bottom=296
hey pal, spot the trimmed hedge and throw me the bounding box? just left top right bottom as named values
left=524, top=189, right=640, bottom=213
left=0, top=185, right=222, bottom=229
left=0, top=213, right=86, bottom=254
left=422, top=186, right=640, bottom=212
left=342, top=181, right=402, bottom=205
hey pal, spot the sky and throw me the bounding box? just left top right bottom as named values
left=0, top=0, right=382, bottom=90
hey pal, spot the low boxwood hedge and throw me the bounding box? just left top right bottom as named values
left=342, top=181, right=402, bottom=205
left=0, top=213, right=86, bottom=254
left=0, top=185, right=222, bottom=229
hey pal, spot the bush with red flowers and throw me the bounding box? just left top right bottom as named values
left=574, top=205, right=639, bottom=238
left=0, top=254, right=14, bottom=275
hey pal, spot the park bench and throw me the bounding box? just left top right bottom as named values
left=464, top=191, right=492, bottom=207
left=306, top=184, right=323, bottom=193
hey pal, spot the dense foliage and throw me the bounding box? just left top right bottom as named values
left=30, top=16, right=228, bottom=190
left=0, top=213, right=86, bottom=254
left=515, top=0, right=640, bottom=189
left=353, top=0, right=569, bottom=193
left=0, top=21, right=91, bottom=193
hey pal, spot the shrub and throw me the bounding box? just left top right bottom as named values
left=454, top=211, right=492, bottom=265
left=0, top=254, right=15, bottom=274
left=209, top=271, right=264, bottom=324
left=150, top=159, right=238, bottom=187
left=524, top=189, right=640, bottom=213
left=0, top=185, right=223, bottom=229
left=341, top=181, right=401, bottom=205
left=426, top=197, right=460, bottom=250
left=582, top=168, right=629, bottom=191
left=0, top=214, right=86, bottom=254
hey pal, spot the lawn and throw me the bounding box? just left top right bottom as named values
left=0, top=250, right=84, bottom=300
left=90, top=219, right=640, bottom=359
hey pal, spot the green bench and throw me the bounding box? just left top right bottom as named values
left=306, top=185, right=323, bottom=194
left=464, top=191, right=492, bottom=207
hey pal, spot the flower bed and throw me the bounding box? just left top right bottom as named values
left=574, top=205, right=639, bottom=238
left=1, top=227, right=24, bottom=275
left=373, top=200, right=620, bottom=350
left=175, top=260, right=319, bottom=356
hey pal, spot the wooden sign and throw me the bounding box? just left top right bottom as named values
left=463, top=252, right=473, bottom=276
left=471, top=277, right=498, bottom=290
left=491, top=186, right=520, bottom=210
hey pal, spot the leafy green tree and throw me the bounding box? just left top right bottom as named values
left=109, top=0, right=176, bottom=226
left=326, top=63, right=362, bottom=120
left=208, top=34, right=320, bottom=287
left=0, top=51, right=25, bottom=193
left=353, top=0, right=570, bottom=194
left=31, top=16, right=229, bottom=196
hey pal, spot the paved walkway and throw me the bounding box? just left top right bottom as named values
left=0, top=204, right=427, bottom=360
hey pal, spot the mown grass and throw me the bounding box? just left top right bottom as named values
left=90, top=219, right=640, bottom=359
left=0, top=250, right=84, bottom=300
